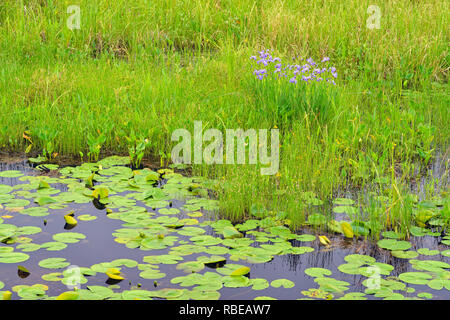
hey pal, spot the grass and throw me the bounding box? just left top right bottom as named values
left=0, top=0, right=448, bottom=235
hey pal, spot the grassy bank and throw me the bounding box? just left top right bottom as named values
left=0, top=0, right=448, bottom=235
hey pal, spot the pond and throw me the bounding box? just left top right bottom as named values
left=0, top=156, right=449, bottom=300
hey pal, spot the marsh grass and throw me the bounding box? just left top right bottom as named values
left=0, top=0, right=448, bottom=233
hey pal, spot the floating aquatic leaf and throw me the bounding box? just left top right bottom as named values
left=36, top=196, right=57, bottom=206
left=289, top=246, right=315, bottom=254
left=138, top=269, right=166, bottom=280
left=56, top=291, right=79, bottom=300
left=271, top=279, right=295, bottom=288
left=344, top=254, right=376, bottom=265
left=196, top=255, right=226, bottom=267
left=86, top=286, right=115, bottom=299
left=121, top=290, right=153, bottom=300
left=110, top=258, right=139, bottom=268
left=230, top=266, right=250, bottom=276
left=315, top=277, right=350, bottom=293
left=52, top=232, right=86, bottom=243
left=0, top=185, right=13, bottom=194
left=222, top=226, right=243, bottom=239
left=16, top=243, right=41, bottom=252
left=0, top=170, right=23, bottom=178
left=223, top=275, right=250, bottom=288
left=381, top=231, right=403, bottom=239
left=38, top=257, right=70, bottom=269
left=417, top=292, right=433, bottom=299
left=305, top=267, right=332, bottom=278
left=77, top=214, right=98, bottom=221
left=333, top=205, right=358, bottom=216
left=41, top=272, right=64, bottom=282
left=377, top=239, right=411, bottom=251
left=409, top=259, right=450, bottom=272
left=189, top=290, right=221, bottom=300
left=177, top=226, right=206, bottom=236
left=176, top=261, right=205, bottom=273
left=417, top=248, right=440, bottom=256
left=38, top=180, right=50, bottom=189
left=398, top=272, right=433, bottom=285
left=143, top=255, right=183, bottom=265
left=250, top=278, right=270, bottom=291
left=40, top=242, right=68, bottom=251
left=391, top=250, right=418, bottom=259
left=297, top=234, right=316, bottom=242
left=159, top=208, right=180, bottom=215
left=427, top=279, right=450, bottom=291
left=337, top=292, right=367, bottom=300
left=0, top=252, right=30, bottom=263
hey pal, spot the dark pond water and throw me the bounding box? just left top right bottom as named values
left=0, top=157, right=449, bottom=300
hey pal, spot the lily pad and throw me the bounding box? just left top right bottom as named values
left=0, top=252, right=30, bottom=263
left=38, top=257, right=70, bottom=269
left=398, top=272, right=433, bottom=285
left=305, top=267, right=332, bottom=278
left=52, top=232, right=86, bottom=243
left=270, top=279, right=295, bottom=288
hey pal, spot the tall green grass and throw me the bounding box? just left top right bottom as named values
left=0, top=0, right=448, bottom=232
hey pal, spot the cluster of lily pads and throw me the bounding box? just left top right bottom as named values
left=0, top=156, right=449, bottom=300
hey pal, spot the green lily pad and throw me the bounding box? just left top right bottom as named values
left=189, top=290, right=221, bottom=300
left=391, top=250, right=418, bottom=259
left=377, top=239, right=412, bottom=251
left=250, top=278, right=270, bottom=291
left=121, top=290, right=153, bottom=300
left=417, top=248, right=440, bottom=256
left=0, top=170, right=24, bottom=178
left=344, top=254, right=376, bottom=266
left=40, top=242, right=68, bottom=251
left=427, top=279, right=450, bottom=291
left=222, top=226, right=243, bottom=239
left=176, top=261, right=205, bottom=273
left=38, top=257, right=70, bottom=269
left=223, top=275, right=250, bottom=288
left=143, top=255, right=183, bottom=265
left=398, top=272, right=433, bottom=285
left=52, top=232, right=86, bottom=243
left=16, top=243, right=41, bottom=252
left=78, top=214, right=98, bottom=221
left=138, top=269, right=166, bottom=280
left=297, top=234, right=316, bottom=242
left=270, top=279, right=295, bottom=288
left=0, top=252, right=30, bottom=263
left=305, top=267, right=332, bottom=278
left=41, top=272, right=64, bottom=282
left=35, top=196, right=57, bottom=206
